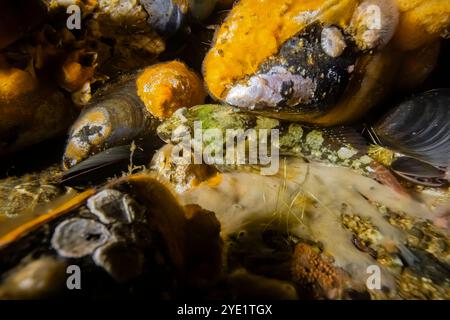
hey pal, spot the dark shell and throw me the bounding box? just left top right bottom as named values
left=0, top=176, right=222, bottom=299
left=61, top=141, right=161, bottom=186
left=374, top=89, right=450, bottom=169
left=0, top=185, right=169, bottom=298
left=390, top=157, right=448, bottom=187
left=224, top=24, right=357, bottom=116
left=263, top=24, right=356, bottom=111
left=140, top=0, right=187, bottom=37
left=62, top=74, right=157, bottom=170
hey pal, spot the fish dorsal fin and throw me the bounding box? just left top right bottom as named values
left=326, top=126, right=369, bottom=154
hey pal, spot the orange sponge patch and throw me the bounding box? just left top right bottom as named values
left=136, top=61, right=206, bottom=120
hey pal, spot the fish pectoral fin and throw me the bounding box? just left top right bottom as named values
left=391, top=157, right=448, bottom=187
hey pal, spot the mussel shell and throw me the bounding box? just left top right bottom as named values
left=374, top=89, right=450, bottom=169
left=0, top=175, right=222, bottom=298
left=202, top=0, right=410, bottom=125
left=62, top=74, right=155, bottom=170
left=0, top=200, right=173, bottom=298
left=141, top=0, right=188, bottom=37
left=63, top=61, right=205, bottom=170
left=61, top=142, right=161, bottom=186
left=222, top=24, right=357, bottom=116
left=390, top=157, right=448, bottom=187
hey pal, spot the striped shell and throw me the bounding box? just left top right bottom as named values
left=374, top=89, right=450, bottom=169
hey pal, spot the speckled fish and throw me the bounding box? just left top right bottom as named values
left=157, top=104, right=404, bottom=191
left=203, top=0, right=450, bottom=125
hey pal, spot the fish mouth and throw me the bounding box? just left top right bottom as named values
left=156, top=108, right=191, bottom=144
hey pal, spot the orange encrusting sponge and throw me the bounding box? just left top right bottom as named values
left=137, top=61, right=207, bottom=120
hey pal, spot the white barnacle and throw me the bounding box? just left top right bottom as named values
left=350, top=0, right=399, bottom=50
left=172, top=107, right=189, bottom=123
left=51, top=218, right=110, bottom=258
left=327, top=154, right=338, bottom=163
left=87, top=189, right=137, bottom=225
left=321, top=26, right=347, bottom=58
left=171, top=124, right=191, bottom=142
left=351, top=160, right=362, bottom=169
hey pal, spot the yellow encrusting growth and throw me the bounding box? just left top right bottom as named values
left=203, top=0, right=359, bottom=100
left=394, top=0, right=450, bottom=50
left=368, top=145, right=395, bottom=167
left=205, top=174, right=223, bottom=188
left=0, top=57, right=75, bottom=156
left=137, top=61, right=206, bottom=120
left=0, top=66, right=37, bottom=103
